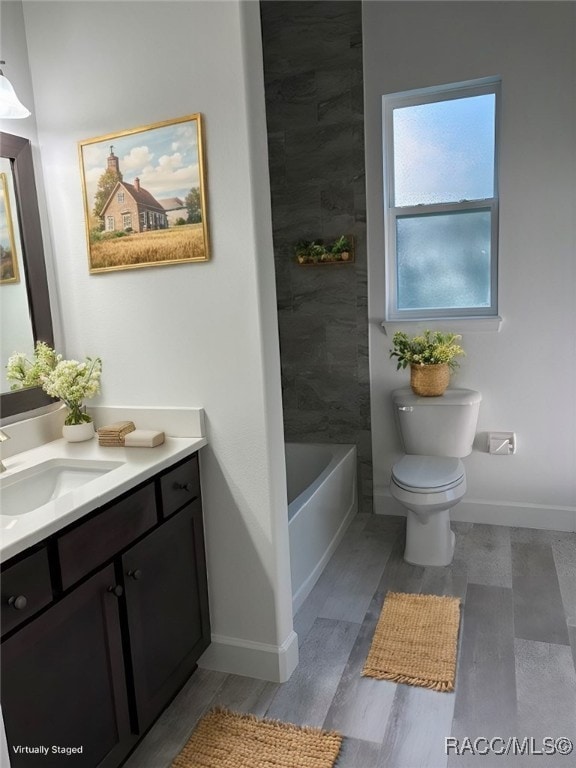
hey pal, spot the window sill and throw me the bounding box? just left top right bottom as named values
left=381, top=316, right=503, bottom=336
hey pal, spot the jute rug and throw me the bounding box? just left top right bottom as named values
left=171, top=708, right=343, bottom=768
left=362, top=591, right=461, bottom=692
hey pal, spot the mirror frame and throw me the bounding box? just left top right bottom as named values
left=1, top=131, right=54, bottom=418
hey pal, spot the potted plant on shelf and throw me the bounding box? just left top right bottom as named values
left=331, top=235, right=352, bottom=261
left=294, top=235, right=354, bottom=265
left=389, top=330, right=465, bottom=397
left=7, top=341, right=102, bottom=441
left=295, top=240, right=325, bottom=264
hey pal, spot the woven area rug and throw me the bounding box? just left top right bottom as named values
left=362, top=591, right=461, bottom=692
left=171, top=708, right=343, bottom=768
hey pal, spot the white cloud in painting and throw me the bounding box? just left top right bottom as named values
left=121, top=145, right=154, bottom=172
left=140, top=156, right=199, bottom=197
left=82, top=142, right=109, bottom=171
left=84, top=166, right=103, bottom=185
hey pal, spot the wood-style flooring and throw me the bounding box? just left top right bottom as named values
left=124, top=514, right=576, bottom=768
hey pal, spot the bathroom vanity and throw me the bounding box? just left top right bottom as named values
left=0, top=446, right=210, bottom=768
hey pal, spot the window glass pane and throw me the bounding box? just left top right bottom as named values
left=393, top=94, right=495, bottom=206
left=397, top=210, right=491, bottom=310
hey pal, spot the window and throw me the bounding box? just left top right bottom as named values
left=117, top=192, right=125, bottom=203
left=383, top=79, right=500, bottom=320
left=106, top=216, right=114, bottom=231
left=123, top=213, right=132, bottom=230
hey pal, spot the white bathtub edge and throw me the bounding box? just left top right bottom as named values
left=287, top=443, right=355, bottom=518
left=292, top=493, right=358, bottom=615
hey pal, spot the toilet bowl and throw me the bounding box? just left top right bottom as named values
left=390, top=387, right=481, bottom=567
left=390, top=455, right=466, bottom=566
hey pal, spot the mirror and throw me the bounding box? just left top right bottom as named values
left=1, top=154, right=35, bottom=387
left=0, top=131, right=54, bottom=418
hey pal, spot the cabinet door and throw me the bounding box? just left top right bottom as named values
left=122, top=499, right=210, bottom=732
left=1, top=566, right=132, bottom=768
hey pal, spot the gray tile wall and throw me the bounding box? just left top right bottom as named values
left=260, top=1, right=372, bottom=511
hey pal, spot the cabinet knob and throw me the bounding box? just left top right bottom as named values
left=8, top=595, right=27, bottom=611
left=127, top=569, right=143, bottom=580
left=107, top=585, right=124, bottom=598
left=175, top=482, right=194, bottom=493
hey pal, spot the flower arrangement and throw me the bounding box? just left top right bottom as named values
left=390, top=330, right=465, bottom=370
left=6, top=342, right=102, bottom=425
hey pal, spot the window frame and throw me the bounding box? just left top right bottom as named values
left=382, top=78, right=501, bottom=321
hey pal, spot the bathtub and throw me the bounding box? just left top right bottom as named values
left=286, top=442, right=357, bottom=613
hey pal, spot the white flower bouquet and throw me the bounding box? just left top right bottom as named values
left=7, top=342, right=102, bottom=425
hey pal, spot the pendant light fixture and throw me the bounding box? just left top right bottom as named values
left=0, top=61, right=31, bottom=119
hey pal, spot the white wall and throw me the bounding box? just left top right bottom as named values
left=20, top=0, right=297, bottom=681
left=364, top=1, right=576, bottom=529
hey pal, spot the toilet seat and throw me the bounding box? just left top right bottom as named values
left=392, top=455, right=465, bottom=494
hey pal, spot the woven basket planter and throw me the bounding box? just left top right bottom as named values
left=410, top=363, right=450, bottom=397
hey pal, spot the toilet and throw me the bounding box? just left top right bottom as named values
left=390, top=388, right=481, bottom=567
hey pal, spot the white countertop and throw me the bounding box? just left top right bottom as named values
left=0, top=435, right=207, bottom=562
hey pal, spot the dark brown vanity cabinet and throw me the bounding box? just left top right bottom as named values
left=0, top=453, right=210, bottom=768
left=2, top=565, right=132, bottom=768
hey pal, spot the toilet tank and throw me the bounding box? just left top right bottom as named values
left=392, top=388, right=481, bottom=457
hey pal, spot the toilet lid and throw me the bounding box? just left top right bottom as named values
left=392, top=456, right=465, bottom=493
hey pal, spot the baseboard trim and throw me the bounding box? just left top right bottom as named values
left=453, top=497, right=576, bottom=531
left=374, top=488, right=576, bottom=532
left=197, top=630, right=299, bottom=683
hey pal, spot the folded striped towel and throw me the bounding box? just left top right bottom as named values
left=97, top=421, right=136, bottom=446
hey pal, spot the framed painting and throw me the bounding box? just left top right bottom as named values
left=79, top=114, right=209, bottom=273
left=0, top=171, right=20, bottom=284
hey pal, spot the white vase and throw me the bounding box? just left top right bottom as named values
left=62, top=422, right=95, bottom=443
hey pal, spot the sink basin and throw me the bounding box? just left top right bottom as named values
left=0, top=459, right=124, bottom=517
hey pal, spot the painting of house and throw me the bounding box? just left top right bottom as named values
left=78, top=113, right=209, bottom=271
left=98, top=149, right=168, bottom=233
left=100, top=178, right=168, bottom=233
